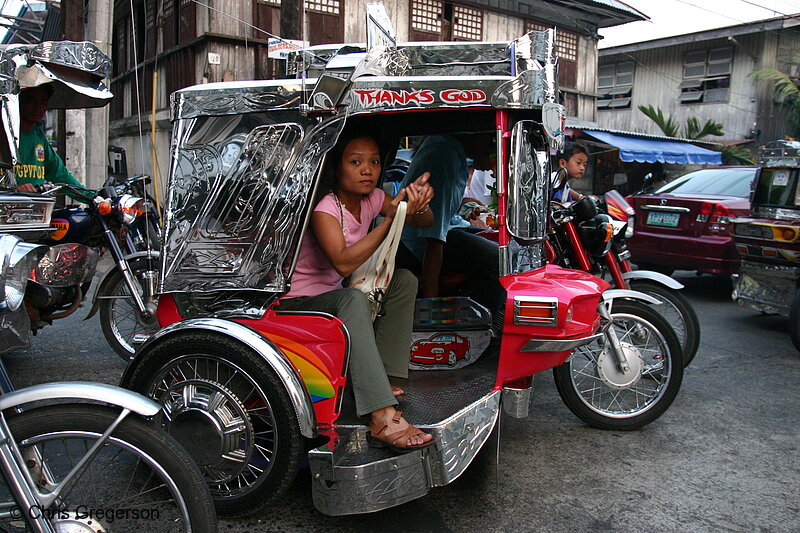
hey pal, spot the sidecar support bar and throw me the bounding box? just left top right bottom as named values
left=520, top=332, right=603, bottom=352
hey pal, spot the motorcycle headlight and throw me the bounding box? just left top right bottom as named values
left=0, top=234, right=46, bottom=312
left=117, top=194, right=146, bottom=225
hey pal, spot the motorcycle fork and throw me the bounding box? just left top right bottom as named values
left=598, top=300, right=631, bottom=373
left=563, top=221, right=593, bottom=271
left=604, top=253, right=629, bottom=289
left=98, top=217, right=152, bottom=316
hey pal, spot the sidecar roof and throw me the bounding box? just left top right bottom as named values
left=760, top=140, right=800, bottom=168
left=171, top=32, right=557, bottom=121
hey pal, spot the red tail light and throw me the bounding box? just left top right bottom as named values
left=698, top=202, right=734, bottom=235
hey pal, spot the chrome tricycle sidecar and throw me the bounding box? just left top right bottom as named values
left=732, top=140, right=800, bottom=351
left=121, top=7, right=682, bottom=517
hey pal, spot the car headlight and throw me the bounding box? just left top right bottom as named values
left=117, top=194, right=146, bottom=225
left=0, top=234, right=46, bottom=312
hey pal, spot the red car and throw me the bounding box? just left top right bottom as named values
left=410, top=333, right=470, bottom=365
left=627, top=167, right=757, bottom=276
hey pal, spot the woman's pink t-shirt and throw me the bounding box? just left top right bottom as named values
left=284, top=189, right=385, bottom=298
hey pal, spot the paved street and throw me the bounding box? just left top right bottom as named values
left=5, top=271, right=799, bottom=533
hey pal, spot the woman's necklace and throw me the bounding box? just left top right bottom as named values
left=332, top=191, right=361, bottom=222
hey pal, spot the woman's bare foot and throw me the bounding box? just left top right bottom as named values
left=390, top=385, right=405, bottom=397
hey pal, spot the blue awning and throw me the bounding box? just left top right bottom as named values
left=583, top=130, right=722, bottom=165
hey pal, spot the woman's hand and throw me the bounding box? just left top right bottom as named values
left=404, top=172, right=433, bottom=215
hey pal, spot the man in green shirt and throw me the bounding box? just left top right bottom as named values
left=14, top=84, right=83, bottom=192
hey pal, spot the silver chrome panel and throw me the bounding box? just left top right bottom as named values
left=502, top=386, right=531, bottom=418
left=731, top=261, right=799, bottom=317
left=642, top=205, right=690, bottom=213
left=130, top=317, right=317, bottom=438
left=507, top=120, right=549, bottom=242
left=0, top=382, right=160, bottom=417
left=160, top=112, right=345, bottom=295
left=521, top=332, right=604, bottom=352
left=309, top=391, right=500, bottom=515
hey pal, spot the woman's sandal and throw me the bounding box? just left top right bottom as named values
left=366, top=411, right=436, bottom=453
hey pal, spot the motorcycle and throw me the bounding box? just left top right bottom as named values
left=119, top=6, right=684, bottom=517
left=0, top=233, right=216, bottom=532
left=546, top=171, right=701, bottom=366
left=0, top=37, right=160, bottom=358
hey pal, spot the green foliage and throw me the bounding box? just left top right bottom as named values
left=720, top=144, right=755, bottom=165
left=638, top=105, right=680, bottom=137
left=684, top=117, right=724, bottom=140
left=750, top=66, right=800, bottom=138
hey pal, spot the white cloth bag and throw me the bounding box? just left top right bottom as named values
left=349, top=201, right=407, bottom=320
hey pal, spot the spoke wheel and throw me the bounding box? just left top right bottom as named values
left=553, top=300, right=683, bottom=430
left=126, top=332, right=304, bottom=517
left=629, top=280, right=701, bottom=367
left=0, top=404, right=216, bottom=532
left=99, top=257, right=160, bottom=360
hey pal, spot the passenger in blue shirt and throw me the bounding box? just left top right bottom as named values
left=396, top=134, right=504, bottom=322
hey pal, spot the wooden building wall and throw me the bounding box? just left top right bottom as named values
left=598, top=29, right=800, bottom=143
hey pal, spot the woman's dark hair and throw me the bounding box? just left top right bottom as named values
left=315, top=133, right=381, bottom=203
left=557, top=143, right=588, bottom=163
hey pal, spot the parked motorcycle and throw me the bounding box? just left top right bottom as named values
left=0, top=234, right=215, bottom=532
left=546, top=173, right=701, bottom=366
left=12, top=182, right=161, bottom=359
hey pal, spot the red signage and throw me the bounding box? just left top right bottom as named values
left=354, top=88, right=487, bottom=108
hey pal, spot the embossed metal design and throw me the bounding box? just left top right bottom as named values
left=507, top=120, right=548, bottom=243
left=732, top=261, right=800, bottom=316
left=308, top=392, right=499, bottom=515
left=754, top=206, right=800, bottom=222
left=30, top=41, right=111, bottom=78
left=171, top=81, right=309, bottom=120
left=161, top=112, right=345, bottom=294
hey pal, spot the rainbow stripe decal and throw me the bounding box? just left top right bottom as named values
left=261, top=331, right=337, bottom=403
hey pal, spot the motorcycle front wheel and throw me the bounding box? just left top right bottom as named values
left=99, top=256, right=160, bottom=360
left=628, top=280, right=700, bottom=367
left=553, top=300, right=683, bottom=431
left=1, top=404, right=216, bottom=532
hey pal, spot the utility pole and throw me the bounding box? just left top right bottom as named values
left=58, top=0, right=84, bottom=167
left=280, top=0, right=302, bottom=41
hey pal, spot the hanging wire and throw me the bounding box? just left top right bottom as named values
left=128, top=0, right=148, bottom=182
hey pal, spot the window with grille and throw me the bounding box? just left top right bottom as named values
left=597, top=61, right=634, bottom=110
left=411, top=0, right=442, bottom=34
left=306, top=0, right=339, bottom=15
left=680, top=47, right=733, bottom=104
left=526, top=22, right=578, bottom=62
left=453, top=5, right=482, bottom=41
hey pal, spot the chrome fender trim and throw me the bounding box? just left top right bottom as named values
left=0, top=382, right=161, bottom=417
left=622, top=270, right=684, bottom=290
left=601, top=288, right=661, bottom=306
left=133, top=318, right=317, bottom=438
left=521, top=332, right=604, bottom=352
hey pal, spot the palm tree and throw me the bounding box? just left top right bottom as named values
left=637, top=105, right=754, bottom=165
left=750, top=64, right=800, bottom=138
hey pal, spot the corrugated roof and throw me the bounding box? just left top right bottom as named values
left=600, top=13, right=800, bottom=55
left=565, top=119, right=721, bottom=146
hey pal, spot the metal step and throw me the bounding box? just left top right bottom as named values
left=309, top=347, right=501, bottom=515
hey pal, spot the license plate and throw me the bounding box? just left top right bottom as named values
left=646, top=212, right=680, bottom=227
